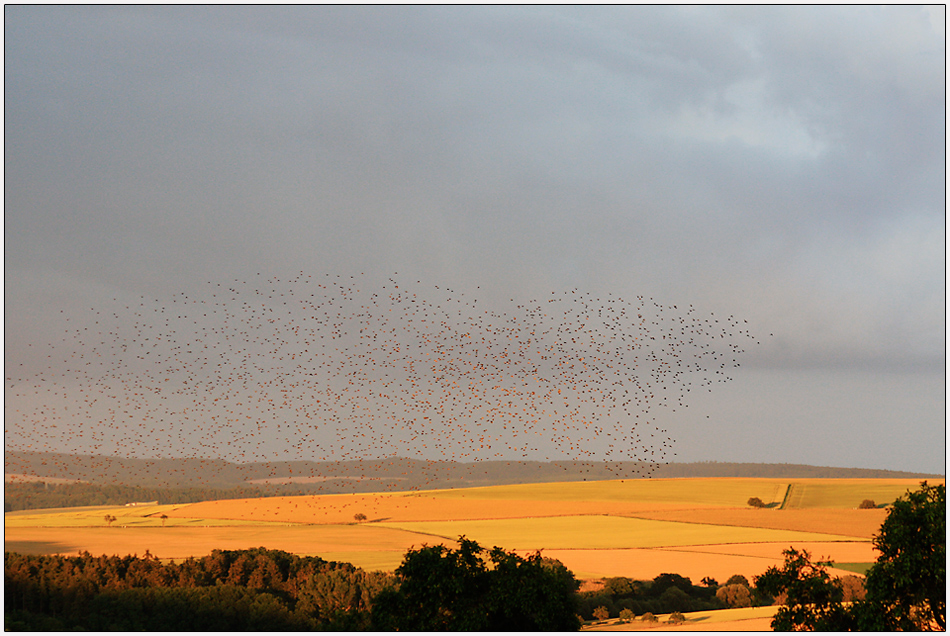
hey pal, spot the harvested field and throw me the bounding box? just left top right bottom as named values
left=3, top=504, right=257, bottom=528
left=3, top=523, right=433, bottom=561
left=374, top=515, right=864, bottom=550
left=166, top=494, right=728, bottom=525
left=780, top=478, right=939, bottom=509
left=536, top=547, right=785, bottom=583
left=583, top=606, right=779, bottom=631
left=6, top=477, right=925, bottom=583
left=670, top=540, right=878, bottom=565
left=424, top=477, right=792, bottom=507
left=628, top=506, right=888, bottom=538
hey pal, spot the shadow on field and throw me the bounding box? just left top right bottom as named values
left=5, top=539, right=77, bottom=555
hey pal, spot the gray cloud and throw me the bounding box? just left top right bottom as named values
left=5, top=6, right=944, bottom=471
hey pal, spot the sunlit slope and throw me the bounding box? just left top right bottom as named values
left=372, top=515, right=865, bottom=550
left=421, top=477, right=792, bottom=506
left=6, top=477, right=940, bottom=581
left=779, top=479, right=932, bottom=509
left=163, top=477, right=793, bottom=524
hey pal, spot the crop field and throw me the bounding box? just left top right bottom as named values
left=629, top=506, right=889, bottom=537
left=777, top=479, right=928, bottom=509
left=5, top=477, right=939, bottom=586
left=582, top=605, right=779, bottom=631
left=372, top=515, right=864, bottom=550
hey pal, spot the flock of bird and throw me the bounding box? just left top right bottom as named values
left=6, top=272, right=761, bottom=488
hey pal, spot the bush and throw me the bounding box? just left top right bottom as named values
left=725, top=574, right=750, bottom=587
left=747, top=497, right=766, bottom=508
left=668, top=611, right=686, bottom=623
left=604, top=576, right=636, bottom=596
left=641, top=612, right=657, bottom=623
left=839, top=575, right=866, bottom=602
left=858, top=499, right=877, bottom=509
left=577, top=593, right=617, bottom=620
left=592, top=606, right=610, bottom=621
left=717, top=584, right=752, bottom=608
left=618, top=608, right=635, bottom=623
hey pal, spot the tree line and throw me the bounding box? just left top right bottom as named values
left=5, top=547, right=393, bottom=630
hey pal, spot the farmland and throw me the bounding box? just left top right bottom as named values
left=6, top=476, right=936, bottom=586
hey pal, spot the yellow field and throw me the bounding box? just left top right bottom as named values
left=5, top=477, right=939, bottom=586
left=583, top=605, right=779, bottom=631
left=778, top=479, right=929, bottom=509
left=372, top=515, right=865, bottom=550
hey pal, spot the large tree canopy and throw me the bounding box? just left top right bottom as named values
left=858, top=481, right=945, bottom=630
left=755, top=481, right=945, bottom=631
left=370, top=536, right=580, bottom=631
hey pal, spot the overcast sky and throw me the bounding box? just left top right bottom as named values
left=5, top=5, right=945, bottom=474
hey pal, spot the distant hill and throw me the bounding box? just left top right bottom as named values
left=5, top=450, right=941, bottom=492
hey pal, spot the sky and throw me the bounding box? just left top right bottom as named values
left=5, top=5, right=946, bottom=474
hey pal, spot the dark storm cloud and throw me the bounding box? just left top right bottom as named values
left=5, top=6, right=944, bottom=471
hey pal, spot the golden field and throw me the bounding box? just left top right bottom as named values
left=581, top=605, right=779, bottom=631
left=6, top=477, right=938, bottom=587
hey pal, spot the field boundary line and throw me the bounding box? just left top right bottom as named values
left=778, top=483, right=793, bottom=509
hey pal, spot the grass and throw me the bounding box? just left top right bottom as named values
left=832, top=562, right=874, bottom=576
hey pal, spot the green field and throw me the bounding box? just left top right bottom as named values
left=831, top=562, right=874, bottom=576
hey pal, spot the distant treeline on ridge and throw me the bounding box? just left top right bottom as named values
left=4, top=450, right=940, bottom=511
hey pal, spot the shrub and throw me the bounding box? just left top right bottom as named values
left=839, top=575, right=866, bottom=602
left=618, top=608, right=635, bottom=623
left=858, top=499, right=877, bottom=509
left=592, top=606, right=609, bottom=621
left=668, top=611, right=686, bottom=624
left=604, top=576, right=636, bottom=596
left=747, top=497, right=766, bottom=508
left=725, top=574, right=750, bottom=587
left=717, top=584, right=752, bottom=608
left=641, top=612, right=657, bottom=622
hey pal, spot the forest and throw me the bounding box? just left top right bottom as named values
left=4, top=545, right=773, bottom=630
left=5, top=547, right=393, bottom=630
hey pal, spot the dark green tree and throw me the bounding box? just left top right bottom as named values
left=755, top=482, right=946, bottom=631
left=370, top=536, right=580, bottom=631
left=856, top=481, right=945, bottom=630
left=754, top=548, right=852, bottom=630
